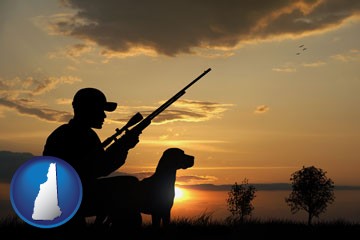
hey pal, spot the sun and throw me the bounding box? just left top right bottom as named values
left=174, top=186, right=185, bottom=202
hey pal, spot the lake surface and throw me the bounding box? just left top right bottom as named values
left=141, top=189, right=360, bottom=224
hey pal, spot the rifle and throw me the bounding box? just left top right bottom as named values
left=102, top=68, right=212, bottom=148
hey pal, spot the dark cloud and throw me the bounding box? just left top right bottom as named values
left=0, top=75, right=81, bottom=96
left=0, top=75, right=80, bottom=123
left=0, top=97, right=72, bottom=123
left=0, top=151, right=34, bottom=183
left=52, top=0, right=360, bottom=56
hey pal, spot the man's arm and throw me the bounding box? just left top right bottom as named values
left=99, top=131, right=139, bottom=177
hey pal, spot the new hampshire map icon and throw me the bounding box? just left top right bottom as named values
left=32, top=163, right=62, bottom=220
left=10, top=156, right=82, bottom=228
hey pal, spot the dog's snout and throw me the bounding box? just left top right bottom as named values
left=189, top=156, right=194, bottom=166
left=181, top=155, right=194, bottom=169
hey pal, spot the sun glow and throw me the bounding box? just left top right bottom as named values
left=174, top=186, right=187, bottom=202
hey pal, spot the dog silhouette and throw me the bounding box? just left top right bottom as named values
left=139, top=148, right=194, bottom=227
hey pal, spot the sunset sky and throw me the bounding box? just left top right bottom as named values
left=1, top=0, right=360, bottom=190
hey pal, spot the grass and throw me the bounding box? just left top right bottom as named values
left=1, top=213, right=359, bottom=239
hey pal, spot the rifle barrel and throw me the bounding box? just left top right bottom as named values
left=145, top=68, right=211, bottom=122
left=103, top=68, right=211, bottom=148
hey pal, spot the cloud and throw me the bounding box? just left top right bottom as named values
left=0, top=72, right=232, bottom=124
left=112, top=99, right=234, bottom=124
left=331, top=49, right=360, bottom=62
left=44, top=0, right=360, bottom=57
left=302, top=60, right=326, bottom=67
left=0, top=75, right=81, bottom=97
left=272, top=66, right=297, bottom=72
left=176, top=175, right=218, bottom=185
left=0, top=97, right=72, bottom=122
left=254, top=105, right=270, bottom=114
left=65, top=43, right=93, bottom=57
left=0, top=75, right=80, bottom=122
left=48, top=43, right=93, bottom=62
left=56, top=98, right=72, bottom=105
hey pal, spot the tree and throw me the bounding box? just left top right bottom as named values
left=285, top=166, right=335, bottom=226
left=226, top=178, right=256, bottom=222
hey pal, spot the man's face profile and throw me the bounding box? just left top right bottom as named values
left=85, top=107, right=107, bottom=129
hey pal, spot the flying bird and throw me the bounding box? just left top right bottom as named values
left=303, top=48, right=307, bottom=51
left=299, top=45, right=304, bottom=48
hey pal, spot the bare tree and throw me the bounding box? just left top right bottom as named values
left=285, top=166, right=335, bottom=225
left=226, top=178, right=256, bottom=222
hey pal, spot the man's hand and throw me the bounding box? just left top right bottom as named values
left=104, top=130, right=140, bottom=171
left=119, top=131, right=139, bottom=150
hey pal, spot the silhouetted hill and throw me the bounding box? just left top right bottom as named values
left=178, top=183, right=360, bottom=191
left=0, top=151, right=34, bottom=183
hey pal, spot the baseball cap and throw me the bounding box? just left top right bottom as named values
left=72, top=88, right=117, bottom=112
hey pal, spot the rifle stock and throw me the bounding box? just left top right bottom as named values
left=102, top=68, right=211, bottom=148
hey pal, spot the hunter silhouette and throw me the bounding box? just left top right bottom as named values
left=43, top=87, right=141, bottom=229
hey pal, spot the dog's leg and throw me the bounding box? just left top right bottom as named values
left=162, top=211, right=171, bottom=227
left=151, top=214, right=161, bottom=228
left=94, top=215, right=107, bottom=225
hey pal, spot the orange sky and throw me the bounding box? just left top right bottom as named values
left=0, top=0, right=360, bottom=187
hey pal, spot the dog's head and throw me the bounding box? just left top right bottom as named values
left=157, top=148, right=194, bottom=171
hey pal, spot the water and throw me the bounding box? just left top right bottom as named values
left=161, top=189, right=360, bottom=224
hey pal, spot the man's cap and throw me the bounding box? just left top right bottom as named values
left=72, top=88, right=117, bottom=112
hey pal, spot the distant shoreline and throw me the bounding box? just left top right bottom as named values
left=178, top=183, right=360, bottom=191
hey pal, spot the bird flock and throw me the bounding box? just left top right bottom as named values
left=296, top=45, right=307, bottom=55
